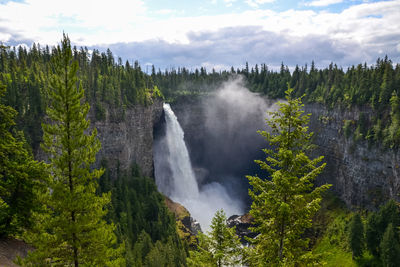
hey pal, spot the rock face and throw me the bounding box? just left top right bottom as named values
left=90, top=99, right=163, bottom=178
left=305, top=103, right=400, bottom=209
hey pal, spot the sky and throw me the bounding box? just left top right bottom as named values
left=0, top=0, right=399, bottom=71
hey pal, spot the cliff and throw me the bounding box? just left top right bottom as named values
left=36, top=99, right=163, bottom=178
left=305, top=103, right=400, bottom=209
left=91, top=99, right=164, bottom=178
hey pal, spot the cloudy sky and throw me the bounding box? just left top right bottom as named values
left=0, top=0, right=399, bottom=70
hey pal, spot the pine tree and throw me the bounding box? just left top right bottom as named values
left=366, top=199, right=400, bottom=258
left=380, top=223, right=400, bottom=266
left=246, top=87, right=331, bottom=266
left=0, top=83, right=47, bottom=237
left=188, top=209, right=242, bottom=267
left=349, top=213, right=364, bottom=259
left=23, top=35, right=124, bottom=266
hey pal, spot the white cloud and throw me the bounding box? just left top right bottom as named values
left=256, top=0, right=275, bottom=3
left=246, top=0, right=275, bottom=8
left=306, top=0, right=343, bottom=7
left=154, top=9, right=175, bottom=15
left=0, top=0, right=147, bottom=45
left=223, top=0, right=236, bottom=7
left=0, top=0, right=399, bottom=68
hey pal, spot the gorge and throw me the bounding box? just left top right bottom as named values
left=77, top=77, right=400, bottom=231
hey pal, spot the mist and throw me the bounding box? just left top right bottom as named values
left=154, top=76, right=278, bottom=230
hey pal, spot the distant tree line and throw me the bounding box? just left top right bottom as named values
left=154, top=58, right=400, bottom=149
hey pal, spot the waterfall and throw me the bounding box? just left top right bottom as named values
left=154, top=103, right=244, bottom=230
left=155, top=103, right=199, bottom=202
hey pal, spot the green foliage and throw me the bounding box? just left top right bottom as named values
left=366, top=212, right=381, bottom=257
left=380, top=223, right=400, bottom=266
left=0, top=38, right=157, bottom=151
left=383, top=93, right=400, bottom=148
left=95, top=101, right=106, bottom=121
left=23, top=35, right=123, bottom=266
left=343, top=120, right=354, bottom=139
left=152, top=85, right=164, bottom=99
left=246, top=87, right=331, bottom=266
left=349, top=213, right=364, bottom=258
left=0, top=83, right=47, bottom=237
left=366, top=199, right=400, bottom=258
left=188, top=209, right=242, bottom=267
left=313, top=206, right=355, bottom=267
left=99, top=163, right=188, bottom=266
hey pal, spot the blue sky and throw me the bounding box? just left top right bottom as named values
left=0, top=0, right=399, bottom=70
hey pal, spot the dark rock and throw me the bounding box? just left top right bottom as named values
left=182, top=216, right=202, bottom=236
left=227, top=213, right=256, bottom=244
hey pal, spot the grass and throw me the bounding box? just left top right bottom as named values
left=311, top=192, right=356, bottom=266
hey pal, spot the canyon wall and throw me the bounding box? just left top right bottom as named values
left=305, top=103, right=400, bottom=209
left=90, top=99, right=163, bottom=178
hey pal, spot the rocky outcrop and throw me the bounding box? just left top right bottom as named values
left=91, top=99, right=163, bottom=178
left=305, top=103, right=400, bottom=209
left=227, top=213, right=256, bottom=245
left=164, top=197, right=201, bottom=247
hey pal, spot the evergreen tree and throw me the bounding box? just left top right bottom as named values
left=0, top=83, right=47, bottom=237
left=23, top=35, right=124, bottom=266
left=246, top=87, right=331, bottom=266
left=366, top=199, right=400, bottom=258
left=380, top=223, right=400, bottom=266
left=188, top=209, right=242, bottom=267
left=366, top=212, right=381, bottom=257
left=349, top=213, right=364, bottom=259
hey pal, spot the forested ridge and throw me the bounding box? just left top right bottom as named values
left=2, top=42, right=399, bottom=150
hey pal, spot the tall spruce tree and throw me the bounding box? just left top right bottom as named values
left=246, top=87, right=331, bottom=266
left=23, top=35, right=123, bottom=266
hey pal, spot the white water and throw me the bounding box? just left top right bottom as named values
left=160, top=103, right=199, bottom=200
left=155, top=103, right=244, bottom=231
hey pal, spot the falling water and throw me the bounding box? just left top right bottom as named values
left=154, top=102, right=244, bottom=230
left=155, top=103, right=199, bottom=201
